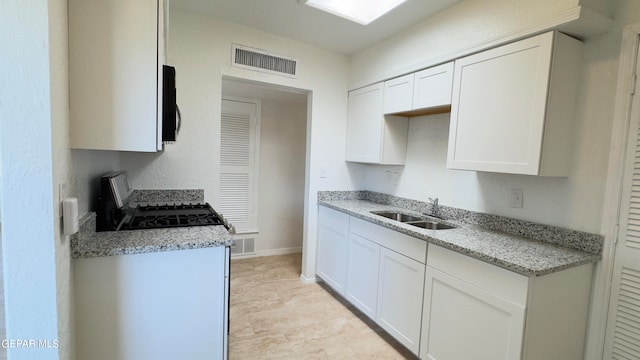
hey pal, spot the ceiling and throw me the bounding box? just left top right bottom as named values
left=170, top=0, right=463, bottom=55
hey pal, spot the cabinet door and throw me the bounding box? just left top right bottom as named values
left=69, top=0, right=161, bottom=152
left=316, top=206, right=350, bottom=295
left=346, top=83, right=408, bottom=165
left=420, top=266, right=526, bottom=360
left=383, top=74, right=414, bottom=114
left=346, top=232, right=380, bottom=320
left=413, top=62, right=454, bottom=109
left=346, top=83, right=385, bottom=163
left=447, top=32, right=554, bottom=174
left=376, top=248, right=425, bottom=355
left=74, top=247, right=227, bottom=360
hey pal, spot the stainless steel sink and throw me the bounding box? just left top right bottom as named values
left=370, top=211, right=455, bottom=230
left=405, top=221, right=455, bottom=230
left=371, top=211, right=423, bottom=223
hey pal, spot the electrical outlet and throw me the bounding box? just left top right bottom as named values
left=510, top=188, right=523, bottom=208
left=385, top=171, right=392, bottom=184
left=392, top=171, right=400, bottom=185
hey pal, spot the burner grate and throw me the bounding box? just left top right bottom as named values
left=124, top=203, right=224, bottom=230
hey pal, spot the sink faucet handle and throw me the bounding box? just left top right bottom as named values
left=427, top=197, right=439, bottom=216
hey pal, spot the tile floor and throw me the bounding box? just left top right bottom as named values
left=229, top=253, right=417, bottom=359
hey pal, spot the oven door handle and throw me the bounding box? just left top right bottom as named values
left=176, top=104, right=182, bottom=134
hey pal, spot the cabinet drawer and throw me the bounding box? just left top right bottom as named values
left=427, top=245, right=528, bottom=305
left=318, top=206, right=349, bottom=232
left=350, top=217, right=427, bottom=264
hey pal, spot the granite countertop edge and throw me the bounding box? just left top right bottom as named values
left=319, top=199, right=601, bottom=277
left=71, top=213, right=234, bottom=259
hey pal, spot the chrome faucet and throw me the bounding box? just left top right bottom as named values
left=426, top=197, right=439, bottom=218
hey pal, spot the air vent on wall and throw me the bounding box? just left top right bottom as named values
left=232, top=44, right=297, bottom=78
left=230, top=236, right=256, bottom=257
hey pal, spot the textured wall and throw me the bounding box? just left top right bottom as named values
left=349, top=0, right=583, bottom=87
left=48, top=0, right=74, bottom=357
left=0, top=0, right=61, bottom=358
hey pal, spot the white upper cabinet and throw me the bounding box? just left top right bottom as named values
left=69, top=0, right=166, bottom=152
left=413, top=62, right=454, bottom=110
left=447, top=31, right=582, bottom=176
left=346, top=83, right=408, bottom=165
left=383, top=62, right=454, bottom=115
left=383, top=74, right=414, bottom=114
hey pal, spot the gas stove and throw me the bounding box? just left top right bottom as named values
left=124, top=203, right=225, bottom=230
left=96, top=171, right=232, bottom=232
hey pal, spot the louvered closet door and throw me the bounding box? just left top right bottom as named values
left=220, top=99, right=259, bottom=231
left=604, top=43, right=640, bottom=360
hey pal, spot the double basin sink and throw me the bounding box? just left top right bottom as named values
left=371, top=211, right=455, bottom=230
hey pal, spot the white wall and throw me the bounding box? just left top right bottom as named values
left=0, top=0, right=62, bottom=358
left=48, top=0, right=74, bottom=357
left=349, top=0, right=589, bottom=88
left=349, top=0, right=617, bottom=235
left=257, top=99, right=307, bottom=254
left=120, top=10, right=355, bottom=279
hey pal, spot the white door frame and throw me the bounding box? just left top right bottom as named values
left=585, top=23, right=640, bottom=360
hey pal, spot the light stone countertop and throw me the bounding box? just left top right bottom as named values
left=319, top=199, right=600, bottom=277
left=71, top=213, right=234, bottom=259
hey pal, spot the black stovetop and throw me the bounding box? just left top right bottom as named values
left=121, top=203, right=225, bottom=230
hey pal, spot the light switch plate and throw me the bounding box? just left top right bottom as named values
left=59, top=183, right=68, bottom=214
left=319, top=167, right=328, bottom=178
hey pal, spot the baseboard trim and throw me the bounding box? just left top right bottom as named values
left=230, top=247, right=302, bottom=259
left=300, top=274, right=317, bottom=284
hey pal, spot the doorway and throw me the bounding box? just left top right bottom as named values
left=220, top=78, right=309, bottom=258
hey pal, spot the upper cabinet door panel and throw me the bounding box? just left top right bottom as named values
left=346, top=83, right=408, bottom=165
left=447, top=31, right=582, bottom=176
left=346, top=83, right=385, bottom=163
left=383, top=74, right=414, bottom=114
left=413, top=62, right=454, bottom=110
left=448, top=33, right=553, bottom=175
left=69, top=0, right=162, bottom=152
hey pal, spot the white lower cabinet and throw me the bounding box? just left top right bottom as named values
left=420, top=245, right=593, bottom=360
left=74, top=247, right=229, bottom=360
left=316, top=206, right=350, bottom=295
left=377, top=247, right=425, bottom=355
left=421, top=266, right=526, bottom=359
left=345, top=232, right=380, bottom=320
left=345, top=214, right=427, bottom=356
left=317, top=206, right=593, bottom=359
